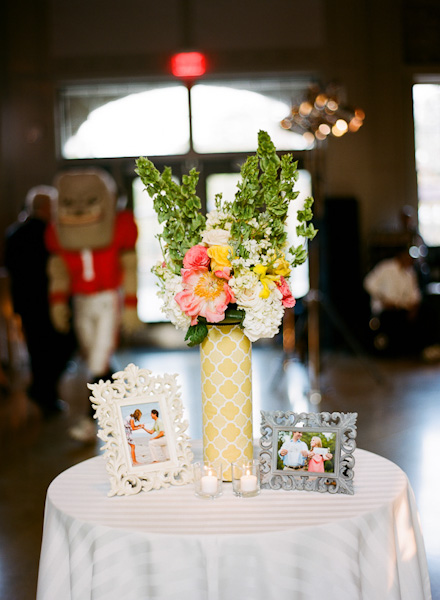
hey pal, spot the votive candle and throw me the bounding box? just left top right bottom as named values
left=240, top=469, right=258, bottom=493
left=201, top=471, right=218, bottom=495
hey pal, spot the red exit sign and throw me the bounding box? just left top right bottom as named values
left=170, top=52, right=207, bottom=78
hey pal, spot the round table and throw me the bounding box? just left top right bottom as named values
left=37, top=449, right=431, bottom=600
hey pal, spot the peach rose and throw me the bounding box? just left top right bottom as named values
left=183, top=245, right=210, bottom=269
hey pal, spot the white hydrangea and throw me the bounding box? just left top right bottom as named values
left=229, top=272, right=284, bottom=342
left=242, top=294, right=284, bottom=342
left=156, top=270, right=191, bottom=331
left=229, top=270, right=259, bottom=292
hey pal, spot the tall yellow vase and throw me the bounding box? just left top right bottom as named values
left=200, top=323, right=253, bottom=480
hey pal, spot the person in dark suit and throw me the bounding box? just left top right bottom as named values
left=4, top=186, right=76, bottom=417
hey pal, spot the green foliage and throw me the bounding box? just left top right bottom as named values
left=223, top=307, right=245, bottom=322
left=221, top=130, right=316, bottom=264
left=135, top=158, right=206, bottom=274
left=136, top=132, right=316, bottom=272
left=183, top=308, right=244, bottom=346
left=184, top=322, right=209, bottom=347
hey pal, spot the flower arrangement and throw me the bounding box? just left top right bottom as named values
left=135, top=130, right=316, bottom=346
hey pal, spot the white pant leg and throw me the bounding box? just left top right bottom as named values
left=73, top=295, right=95, bottom=358
left=149, top=437, right=169, bottom=462
left=73, top=290, right=120, bottom=376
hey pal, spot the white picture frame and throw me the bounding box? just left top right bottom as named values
left=88, top=363, right=194, bottom=496
left=259, top=410, right=357, bottom=494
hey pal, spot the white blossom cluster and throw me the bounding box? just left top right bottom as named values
left=204, top=209, right=231, bottom=231
left=229, top=272, right=284, bottom=342
left=231, top=239, right=274, bottom=268
left=152, top=262, right=191, bottom=330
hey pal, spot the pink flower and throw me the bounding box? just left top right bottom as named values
left=183, top=245, right=210, bottom=269
left=214, top=267, right=232, bottom=280
left=276, top=276, right=296, bottom=308
left=175, top=267, right=235, bottom=325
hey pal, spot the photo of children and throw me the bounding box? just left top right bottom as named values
left=121, top=402, right=170, bottom=467
left=277, top=430, right=336, bottom=474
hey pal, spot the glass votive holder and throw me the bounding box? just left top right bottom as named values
left=193, top=462, right=223, bottom=499
left=231, top=459, right=261, bottom=498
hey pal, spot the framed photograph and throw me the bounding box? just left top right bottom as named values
left=259, top=411, right=357, bottom=494
left=88, top=363, right=194, bottom=496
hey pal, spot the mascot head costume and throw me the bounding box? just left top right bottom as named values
left=53, top=168, right=117, bottom=250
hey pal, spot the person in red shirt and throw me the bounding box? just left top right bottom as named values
left=46, top=168, right=139, bottom=441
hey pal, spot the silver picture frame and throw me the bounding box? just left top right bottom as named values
left=259, top=411, right=357, bottom=494
left=88, top=363, right=194, bottom=496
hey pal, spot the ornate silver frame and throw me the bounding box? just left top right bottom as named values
left=259, top=411, right=357, bottom=494
left=88, top=363, right=194, bottom=496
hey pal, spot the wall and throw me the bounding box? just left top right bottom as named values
left=1, top=0, right=439, bottom=267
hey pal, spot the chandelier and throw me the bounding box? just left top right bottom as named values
left=281, top=82, right=365, bottom=145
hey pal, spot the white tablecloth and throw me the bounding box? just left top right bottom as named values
left=37, top=449, right=431, bottom=600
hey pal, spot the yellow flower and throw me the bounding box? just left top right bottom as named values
left=253, top=264, right=280, bottom=299
left=273, top=256, right=291, bottom=278
left=207, top=245, right=232, bottom=273
left=253, top=264, right=267, bottom=277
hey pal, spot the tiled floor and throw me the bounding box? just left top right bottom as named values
left=0, top=344, right=438, bottom=599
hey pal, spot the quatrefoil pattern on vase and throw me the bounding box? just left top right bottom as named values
left=200, top=324, right=253, bottom=480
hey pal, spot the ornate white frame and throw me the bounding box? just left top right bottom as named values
left=88, top=363, right=194, bottom=496
left=259, top=411, right=357, bottom=494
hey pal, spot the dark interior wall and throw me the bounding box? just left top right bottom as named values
left=1, top=0, right=55, bottom=234
left=49, top=0, right=325, bottom=60
left=1, top=0, right=440, bottom=268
